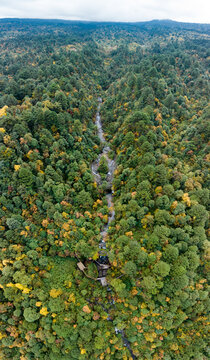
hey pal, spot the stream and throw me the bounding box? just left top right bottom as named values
left=91, top=98, right=136, bottom=359
left=91, top=97, right=116, bottom=247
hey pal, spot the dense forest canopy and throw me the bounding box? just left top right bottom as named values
left=0, top=19, right=209, bottom=360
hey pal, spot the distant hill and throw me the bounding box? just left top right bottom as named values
left=0, top=17, right=210, bottom=30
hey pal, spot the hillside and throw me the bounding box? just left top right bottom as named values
left=0, top=19, right=209, bottom=360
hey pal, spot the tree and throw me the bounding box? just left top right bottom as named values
left=75, top=190, right=93, bottom=209
left=163, top=245, right=179, bottom=263
left=23, top=307, right=40, bottom=322
left=98, top=156, right=108, bottom=175
left=123, top=261, right=137, bottom=277
left=164, top=93, right=174, bottom=112
left=124, top=131, right=135, bottom=146
left=154, top=261, right=170, bottom=277
left=18, top=167, right=34, bottom=186
left=142, top=276, right=157, bottom=293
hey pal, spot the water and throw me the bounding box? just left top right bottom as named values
left=91, top=98, right=136, bottom=359
left=91, top=99, right=116, bottom=241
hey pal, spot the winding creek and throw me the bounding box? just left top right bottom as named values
left=91, top=98, right=136, bottom=359
left=92, top=97, right=116, bottom=253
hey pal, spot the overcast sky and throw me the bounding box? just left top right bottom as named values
left=0, top=0, right=209, bottom=23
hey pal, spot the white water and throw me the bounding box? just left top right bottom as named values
left=91, top=98, right=136, bottom=360
left=92, top=98, right=116, bottom=243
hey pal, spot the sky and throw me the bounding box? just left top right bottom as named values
left=0, top=0, right=209, bottom=23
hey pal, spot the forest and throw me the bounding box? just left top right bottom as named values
left=0, top=18, right=209, bottom=360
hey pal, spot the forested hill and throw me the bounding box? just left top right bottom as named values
left=0, top=19, right=209, bottom=360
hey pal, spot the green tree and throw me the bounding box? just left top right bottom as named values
left=23, top=308, right=40, bottom=322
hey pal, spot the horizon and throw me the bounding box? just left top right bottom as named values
left=0, top=17, right=209, bottom=25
